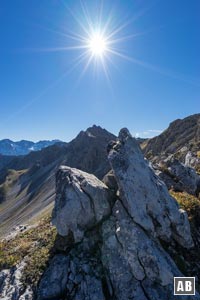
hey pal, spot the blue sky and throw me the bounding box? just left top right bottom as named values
left=0, top=0, right=199, bottom=141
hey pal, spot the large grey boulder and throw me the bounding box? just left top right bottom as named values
left=52, top=166, right=113, bottom=242
left=108, top=128, right=193, bottom=248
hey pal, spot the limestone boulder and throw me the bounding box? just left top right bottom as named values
left=52, top=166, right=113, bottom=242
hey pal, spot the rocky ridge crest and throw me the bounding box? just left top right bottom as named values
left=0, top=128, right=199, bottom=300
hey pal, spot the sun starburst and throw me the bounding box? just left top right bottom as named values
left=87, top=32, right=107, bottom=57
left=32, top=0, right=140, bottom=83
left=27, top=1, right=154, bottom=85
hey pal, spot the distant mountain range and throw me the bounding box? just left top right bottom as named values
left=0, top=139, right=61, bottom=156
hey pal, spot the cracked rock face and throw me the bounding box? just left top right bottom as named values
left=37, top=254, right=69, bottom=300
left=52, top=166, right=113, bottom=242
left=101, top=200, right=183, bottom=300
left=38, top=230, right=106, bottom=300
left=108, top=128, right=193, bottom=248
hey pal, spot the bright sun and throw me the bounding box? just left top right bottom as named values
left=88, top=33, right=107, bottom=57
left=38, top=2, right=136, bottom=79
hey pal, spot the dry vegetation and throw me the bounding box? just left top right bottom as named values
left=170, top=190, right=200, bottom=222
left=0, top=215, right=56, bottom=287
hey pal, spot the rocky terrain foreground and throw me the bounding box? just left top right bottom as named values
left=1, top=128, right=200, bottom=300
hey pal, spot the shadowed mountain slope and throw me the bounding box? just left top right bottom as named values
left=0, top=126, right=116, bottom=238
left=143, top=113, right=200, bottom=160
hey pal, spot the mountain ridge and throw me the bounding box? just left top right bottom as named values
left=143, top=113, right=200, bottom=159
left=0, top=139, right=62, bottom=156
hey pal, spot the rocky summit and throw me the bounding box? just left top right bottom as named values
left=1, top=128, right=199, bottom=300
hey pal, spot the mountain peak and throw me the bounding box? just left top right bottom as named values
left=86, top=125, right=112, bottom=137
left=143, top=113, right=200, bottom=159
left=76, top=125, right=116, bottom=141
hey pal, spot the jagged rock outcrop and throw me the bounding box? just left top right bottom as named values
left=37, top=129, right=199, bottom=300
left=154, top=157, right=200, bottom=196
left=108, top=128, right=193, bottom=248
left=0, top=261, right=33, bottom=300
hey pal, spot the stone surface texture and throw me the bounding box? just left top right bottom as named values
left=108, top=128, right=193, bottom=248
left=0, top=261, right=33, bottom=300
left=52, top=166, right=113, bottom=242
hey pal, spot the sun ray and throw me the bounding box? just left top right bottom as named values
left=106, top=48, right=200, bottom=86
left=98, top=0, right=104, bottom=29
left=23, top=45, right=90, bottom=53
left=32, top=24, right=86, bottom=43
left=101, top=10, right=113, bottom=36
left=61, top=0, right=91, bottom=37
left=80, top=0, right=95, bottom=36
left=101, top=56, right=112, bottom=88
left=106, top=29, right=155, bottom=45
left=76, top=54, right=94, bottom=83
